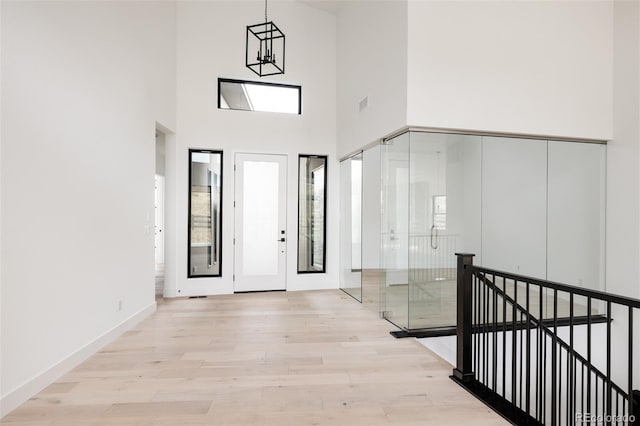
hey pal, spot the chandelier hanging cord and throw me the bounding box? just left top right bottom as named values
left=265, top=0, right=268, bottom=23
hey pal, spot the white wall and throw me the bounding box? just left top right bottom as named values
left=610, top=1, right=640, bottom=301
left=1, top=1, right=176, bottom=415
left=156, top=131, right=166, bottom=177
left=611, top=1, right=640, bottom=389
left=406, top=1, right=613, bottom=141
left=170, top=1, right=337, bottom=296
left=336, top=0, right=408, bottom=159
left=0, top=1, right=3, bottom=415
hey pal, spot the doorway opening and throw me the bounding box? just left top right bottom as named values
left=155, top=130, right=166, bottom=299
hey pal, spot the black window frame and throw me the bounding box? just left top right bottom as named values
left=297, top=154, right=328, bottom=274
left=217, top=77, right=302, bottom=115
left=188, top=148, right=224, bottom=278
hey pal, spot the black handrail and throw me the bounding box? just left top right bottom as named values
left=452, top=253, right=639, bottom=426
left=473, top=265, right=640, bottom=309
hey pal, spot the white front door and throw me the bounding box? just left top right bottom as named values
left=234, top=153, right=287, bottom=292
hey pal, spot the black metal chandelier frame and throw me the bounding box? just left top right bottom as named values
left=245, top=0, right=285, bottom=77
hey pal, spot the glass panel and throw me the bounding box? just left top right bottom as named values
left=351, top=158, right=362, bottom=271
left=547, top=141, right=605, bottom=291
left=374, top=131, right=605, bottom=330
left=298, top=155, right=327, bottom=273
left=340, top=154, right=362, bottom=301
left=407, top=132, right=482, bottom=329
left=242, top=161, right=279, bottom=276
left=188, top=150, right=222, bottom=277
left=481, top=137, right=547, bottom=279
left=218, top=78, right=301, bottom=114
left=380, top=133, right=410, bottom=329
left=547, top=141, right=606, bottom=317
left=361, top=145, right=382, bottom=311
left=482, top=137, right=552, bottom=320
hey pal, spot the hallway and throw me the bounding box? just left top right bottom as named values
left=2, top=290, right=507, bottom=425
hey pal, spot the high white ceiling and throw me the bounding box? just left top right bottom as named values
left=296, top=1, right=339, bottom=15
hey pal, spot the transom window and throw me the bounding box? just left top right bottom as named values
left=218, top=78, right=301, bottom=115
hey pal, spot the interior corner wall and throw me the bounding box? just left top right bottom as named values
left=170, top=1, right=337, bottom=296
left=610, top=0, right=640, bottom=300
left=1, top=1, right=176, bottom=415
left=0, top=1, right=3, bottom=414
left=336, top=0, right=408, bottom=159
left=406, top=1, right=613, bottom=141
left=610, top=2, right=640, bottom=391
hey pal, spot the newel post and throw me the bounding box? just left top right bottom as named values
left=632, top=389, right=640, bottom=425
left=453, top=253, right=475, bottom=383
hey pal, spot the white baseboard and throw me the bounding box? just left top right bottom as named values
left=0, top=302, right=157, bottom=418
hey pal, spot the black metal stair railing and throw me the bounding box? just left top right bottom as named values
left=451, top=253, right=640, bottom=426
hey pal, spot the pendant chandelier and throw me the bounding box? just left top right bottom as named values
left=245, top=0, right=285, bottom=77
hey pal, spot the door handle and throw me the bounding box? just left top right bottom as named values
left=279, top=238, right=286, bottom=242
left=430, top=225, right=438, bottom=250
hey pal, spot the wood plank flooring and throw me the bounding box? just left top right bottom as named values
left=1, top=290, right=509, bottom=425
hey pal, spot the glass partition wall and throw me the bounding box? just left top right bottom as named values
left=380, top=133, right=410, bottom=328
left=378, top=131, right=606, bottom=331
left=380, top=132, right=482, bottom=329
left=339, top=153, right=363, bottom=301
left=407, top=133, right=482, bottom=329
left=361, top=145, right=382, bottom=310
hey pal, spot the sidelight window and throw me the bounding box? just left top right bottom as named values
left=298, top=155, right=327, bottom=273
left=188, top=149, right=223, bottom=277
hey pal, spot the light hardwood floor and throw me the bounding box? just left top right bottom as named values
left=1, top=290, right=509, bottom=425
